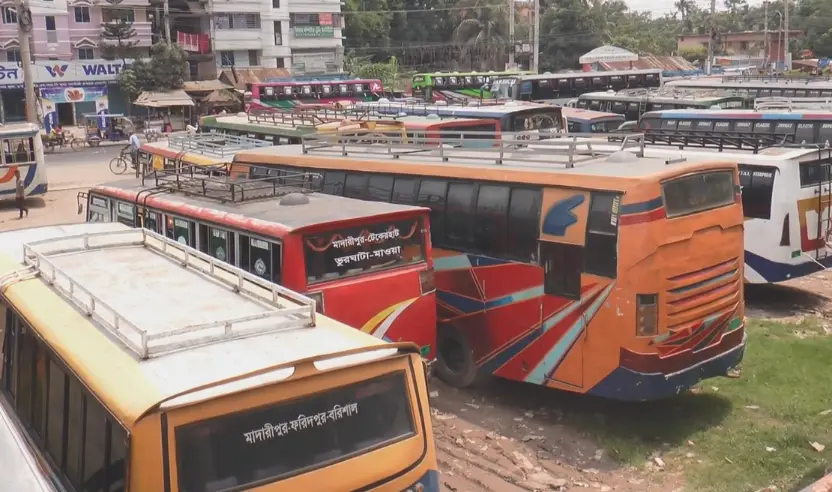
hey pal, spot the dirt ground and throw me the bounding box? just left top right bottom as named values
left=7, top=158, right=832, bottom=492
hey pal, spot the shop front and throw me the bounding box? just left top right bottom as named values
left=0, top=59, right=132, bottom=126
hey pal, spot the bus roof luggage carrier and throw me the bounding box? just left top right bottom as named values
left=300, top=130, right=647, bottom=168
left=0, top=228, right=317, bottom=360
left=167, top=132, right=272, bottom=159
left=639, top=128, right=820, bottom=153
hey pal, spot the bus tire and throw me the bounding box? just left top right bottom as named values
left=435, top=325, right=479, bottom=388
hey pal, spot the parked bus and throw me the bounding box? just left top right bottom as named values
left=665, top=76, right=832, bottom=103
left=637, top=109, right=832, bottom=150
left=82, top=165, right=437, bottom=360
left=411, top=70, right=532, bottom=102
left=489, top=69, right=663, bottom=104
left=562, top=107, right=625, bottom=134
left=0, top=222, right=438, bottom=491
left=598, top=144, right=832, bottom=283
left=248, top=79, right=383, bottom=111
left=574, top=89, right=748, bottom=121
left=230, top=131, right=747, bottom=402
left=138, top=132, right=272, bottom=171
left=0, top=123, right=47, bottom=200
left=354, top=100, right=564, bottom=134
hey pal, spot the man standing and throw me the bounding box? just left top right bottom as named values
left=14, top=169, right=28, bottom=219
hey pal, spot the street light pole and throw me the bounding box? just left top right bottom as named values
left=15, top=0, right=38, bottom=124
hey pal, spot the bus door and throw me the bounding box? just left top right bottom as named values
left=813, top=152, right=832, bottom=260
left=536, top=188, right=593, bottom=389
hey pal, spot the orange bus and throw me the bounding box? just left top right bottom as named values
left=229, top=131, right=747, bottom=401
left=80, top=166, right=438, bottom=360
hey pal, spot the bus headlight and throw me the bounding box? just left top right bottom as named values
left=636, top=294, right=658, bottom=337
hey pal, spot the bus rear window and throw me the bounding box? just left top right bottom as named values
left=738, top=165, right=775, bottom=220
left=663, top=171, right=736, bottom=218
left=175, top=372, right=416, bottom=492
left=304, top=218, right=425, bottom=284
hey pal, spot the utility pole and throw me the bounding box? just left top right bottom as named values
left=532, top=0, right=540, bottom=73
left=764, top=1, right=769, bottom=68
left=507, top=0, right=514, bottom=69
left=784, top=0, right=789, bottom=71
left=16, top=0, right=37, bottom=124
left=163, top=0, right=171, bottom=43
left=706, top=0, right=716, bottom=75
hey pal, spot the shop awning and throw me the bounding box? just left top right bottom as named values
left=183, top=80, right=233, bottom=92
left=579, top=45, right=638, bottom=65
left=134, top=90, right=195, bottom=108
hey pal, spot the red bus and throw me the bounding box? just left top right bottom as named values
left=80, top=165, right=437, bottom=359
left=248, top=79, right=383, bottom=111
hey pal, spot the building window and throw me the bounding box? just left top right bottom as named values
left=2, top=6, right=17, bottom=24
left=289, top=13, right=341, bottom=27
left=272, top=0, right=279, bottom=7
left=74, top=6, right=90, bottom=23
left=219, top=51, right=235, bottom=67
left=274, top=21, right=282, bottom=45
left=6, top=48, right=20, bottom=62
left=45, top=16, right=57, bottom=43
left=214, top=13, right=260, bottom=30
left=77, top=47, right=94, bottom=60
left=248, top=50, right=259, bottom=66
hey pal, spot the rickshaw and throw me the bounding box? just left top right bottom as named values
left=83, top=113, right=135, bottom=147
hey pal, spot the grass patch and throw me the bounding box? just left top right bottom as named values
left=562, top=318, right=832, bottom=492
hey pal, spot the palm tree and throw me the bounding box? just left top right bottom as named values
left=675, top=0, right=693, bottom=24
left=453, top=0, right=508, bottom=70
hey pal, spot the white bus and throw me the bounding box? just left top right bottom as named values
left=624, top=145, right=832, bottom=283
left=0, top=123, right=47, bottom=200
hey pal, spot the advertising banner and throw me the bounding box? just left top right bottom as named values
left=0, top=59, right=134, bottom=88
left=40, top=85, right=109, bottom=133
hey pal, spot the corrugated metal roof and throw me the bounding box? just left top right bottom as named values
left=219, top=68, right=293, bottom=90
left=134, top=90, right=195, bottom=108
left=599, top=56, right=696, bottom=72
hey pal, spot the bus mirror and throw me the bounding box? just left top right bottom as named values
left=77, top=203, right=83, bottom=215
left=76, top=191, right=87, bottom=215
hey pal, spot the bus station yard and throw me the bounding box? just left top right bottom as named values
left=3, top=146, right=830, bottom=492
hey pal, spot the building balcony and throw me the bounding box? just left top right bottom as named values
left=213, top=29, right=263, bottom=51
left=262, top=44, right=290, bottom=59
left=67, top=22, right=153, bottom=47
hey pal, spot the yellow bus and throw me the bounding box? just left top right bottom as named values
left=0, top=222, right=438, bottom=491
left=231, top=132, right=747, bottom=401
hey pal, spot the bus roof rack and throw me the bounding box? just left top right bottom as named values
left=300, top=130, right=646, bottom=168
left=11, top=228, right=317, bottom=359
left=167, top=132, right=272, bottom=158
left=754, top=97, right=832, bottom=111
left=720, top=74, right=832, bottom=84
left=141, top=162, right=322, bottom=203
left=641, top=128, right=796, bottom=153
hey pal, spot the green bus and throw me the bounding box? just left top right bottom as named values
left=411, top=71, right=533, bottom=102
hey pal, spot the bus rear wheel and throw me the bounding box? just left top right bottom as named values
left=435, top=325, right=479, bottom=388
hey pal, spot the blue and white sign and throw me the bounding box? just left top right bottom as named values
left=0, top=59, right=135, bottom=88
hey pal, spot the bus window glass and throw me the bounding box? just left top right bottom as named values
left=344, top=173, right=369, bottom=199
left=774, top=122, right=795, bottom=135
left=584, top=193, right=619, bottom=278
left=738, top=165, right=775, bottom=219
left=198, top=225, right=235, bottom=263
left=540, top=242, right=582, bottom=299
left=799, top=160, right=832, bottom=187
left=677, top=120, right=693, bottom=132
left=367, top=175, right=394, bottom=202
left=392, top=178, right=416, bottom=204
left=83, top=395, right=107, bottom=488
left=714, top=121, right=731, bottom=132
left=735, top=121, right=753, bottom=133
left=323, top=171, right=346, bottom=195
left=304, top=218, right=425, bottom=283
left=16, top=325, right=33, bottom=425
left=754, top=122, right=772, bottom=134
left=611, top=102, right=626, bottom=114
left=819, top=123, right=832, bottom=143
left=796, top=123, right=815, bottom=143
left=695, top=120, right=713, bottom=131
left=115, top=202, right=135, bottom=227
left=783, top=89, right=795, bottom=97
left=46, top=359, right=66, bottom=467
left=660, top=119, right=677, bottom=130
left=109, top=424, right=127, bottom=491
left=445, top=183, right=476, bottom=248
left=170, top=217, right=195, bottom=247
left=474, top=185, right=510, bottom=257
left=32, top=342, right=47, bottom=438
left=663, top=171, right=736, bottom=218
left=507, top=188, right=541, bottom=261
left=175, top=372, right=415, bottom=492
left=240, top=235, right=281, bottom=284
left=417, top=180, right=448, bottom=243
left=143, top=210, right=160, bottom=233
left=66, top=379, right=84, bottom=488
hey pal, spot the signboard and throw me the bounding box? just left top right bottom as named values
left=819, top=58, right=830, bottom=69
left=293, top=25, right=335, bottom=38
left=0, top=59, right=134, bottom=88
left=40, top=85, right=109, bottom=133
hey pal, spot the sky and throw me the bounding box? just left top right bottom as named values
left=625, top=0, right=765, bottom=17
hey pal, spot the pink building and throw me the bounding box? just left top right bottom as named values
left=0, top=0, right=152, bottom=123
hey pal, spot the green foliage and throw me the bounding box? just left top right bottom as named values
left=346, top=55, right=401, bottom=90
left=118, top=42, right=189, bottom=102
left=100, top=0, right=138, bottom=63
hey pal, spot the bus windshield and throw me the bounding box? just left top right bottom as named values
left=304, top=218, right=426, bottom=284
left=175, top=371, right=416, bottom=490
left=663, top=171, right=736, bottom=218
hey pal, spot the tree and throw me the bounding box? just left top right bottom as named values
left=100, top=0, right=137, bottom=63
left=453, top=0, right=508, bottom=70
left=118, top=42, right=188, bottom=103
left=346, top=55, right=401, bottom=90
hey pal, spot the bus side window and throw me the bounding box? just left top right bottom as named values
left=795, top=123, right=815, bottom=143
left=507, top=187, right=541, bottom=261
left=444, top=182, right=476, bottom=249
left=168, top=217, right=196, bottom=247
left=322, top=171, right=346, bottom=195
left=239, top=234, right=281, bottom=284
left=539, top=241, right=583, bottom=300
left=368, top=175, right=394, bottom=202
left=392, top=177, right=416, bottom=204
left=584, top=193, right=619, bottom=278
left=417, top=180, right=448, bottom=246
left=198, top=224, right=235, bottom=265
left=819, top=123, right=832, bottom=144
left=344, top=173, right=369, bottom=200
left=474, top=185, right=510, bottom=257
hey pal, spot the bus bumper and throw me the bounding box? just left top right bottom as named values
left=588, top=331, right=747, bottom=402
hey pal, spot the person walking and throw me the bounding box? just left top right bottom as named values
left=15, top=169, right=28, bottom=219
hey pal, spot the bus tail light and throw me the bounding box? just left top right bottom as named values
left=780, top=213, right=790, bottom=246
left=420, top=267, right=435, bottom=294
left=636, top=294, right=658, bottom=337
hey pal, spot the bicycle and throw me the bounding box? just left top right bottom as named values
left=109, top=146, right=135, bottom=175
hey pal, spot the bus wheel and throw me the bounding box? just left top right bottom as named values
left=435, top=325, right=479, bottom=388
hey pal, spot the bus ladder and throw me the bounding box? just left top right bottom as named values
left=10, top=228, right=318, bottom=359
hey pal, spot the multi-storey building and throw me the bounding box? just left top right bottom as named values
left=0, top=0, right=153, bottom=124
